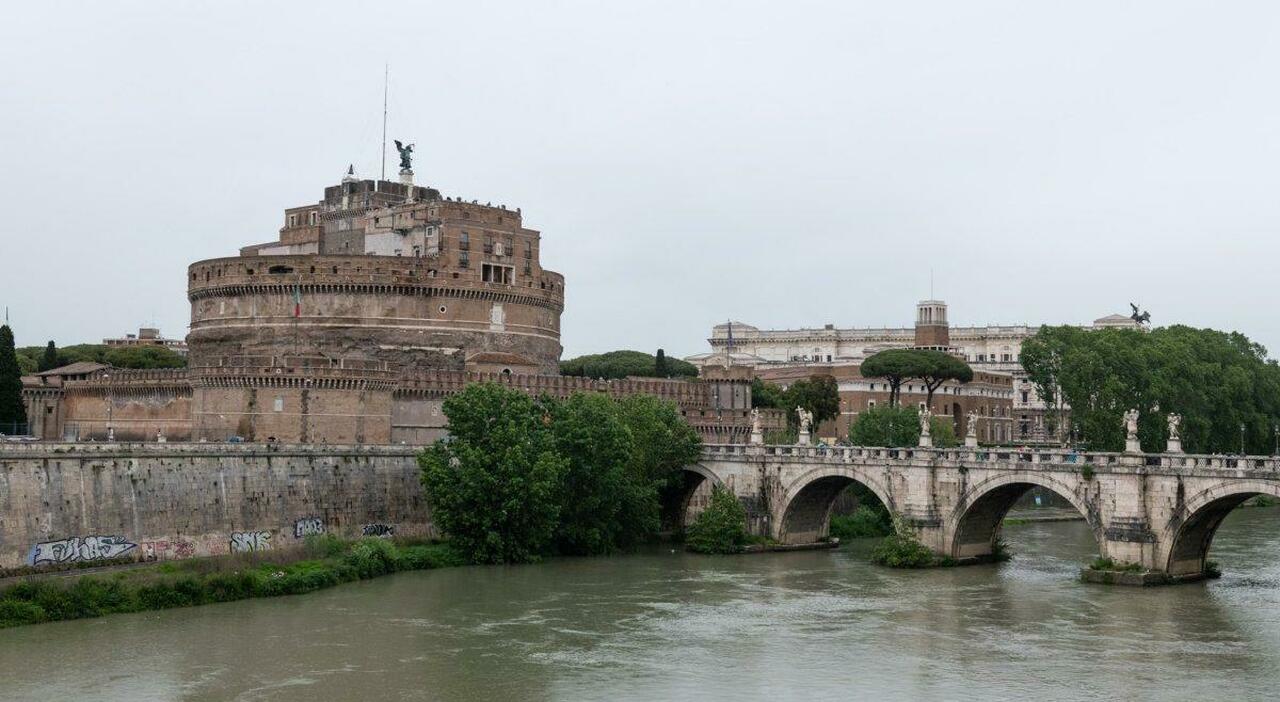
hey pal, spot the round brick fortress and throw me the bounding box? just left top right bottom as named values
left=187, top=254, right=565, bottom=374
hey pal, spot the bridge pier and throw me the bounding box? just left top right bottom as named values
left=691, top=444, right=1280, bottom=585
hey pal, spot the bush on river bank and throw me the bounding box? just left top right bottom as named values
left=685, top=487, right=750, bottom=554
left=0, top=536, right=465, bottom=629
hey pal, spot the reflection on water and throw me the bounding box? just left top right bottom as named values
left=3, top=509, right=1280, bottom=701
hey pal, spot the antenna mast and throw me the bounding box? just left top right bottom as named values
left=381, top=64, right=389, bottom=180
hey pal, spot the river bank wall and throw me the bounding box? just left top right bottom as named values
left=0, top=443, right=432, bottom=570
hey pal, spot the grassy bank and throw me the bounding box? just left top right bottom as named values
left=0, top=536, right=465, bottom=629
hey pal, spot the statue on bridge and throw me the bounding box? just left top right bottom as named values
left=796, top=406, right=814, bottom=446
left=1167, top=413, right=1183, bottom=453
left=1124, top=408, right=1141, bottom=453
left=918, top=407, right=932, bottom=447
left=749, top=408, right=762, bottom=445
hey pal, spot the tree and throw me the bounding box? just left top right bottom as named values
left=419, top=383, right=567, bottom=564
left=848, top=404, right=961, bottom=449
left=860, top=349, right=929, bottom=406
left=750, top=378, right=786, bottom=409
left=849, top=405, right=921, bottom=447
left=654, top=349, right=668, bottom=378
left=784, top=375, right=841, bottom=432
left=685, top=486, right=749, bottom=554
left=549, top=392, right=634, bottom=555
left=617, top=394, right=702, bottom=542
left=914, top=350, right=973, bottom=410
left=560, top=350, right=697, bottom=379
left=1019, top=324, right=1280, bottom=453
left=0, top=326, right=28, bottom=435
left=38, top=341, right=58, bottom=372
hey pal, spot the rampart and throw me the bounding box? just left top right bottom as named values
left=0, top=443, right=429, bottom=569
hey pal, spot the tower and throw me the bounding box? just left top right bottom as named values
left=914, top=299, right=950, bottom=349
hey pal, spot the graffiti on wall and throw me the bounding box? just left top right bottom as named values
left=361, top=523, right=395, bottom=538
left=229, top=531, right=272, bottom=553
left=294, top=518, right=325, bottom=538
left=28, top=535, right=137, bottom=566
left=141, top=539, right=196, bottom=561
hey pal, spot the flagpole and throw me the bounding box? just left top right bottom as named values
left=381, top=64, right=389, bottom=181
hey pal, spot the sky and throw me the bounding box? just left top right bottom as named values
left=2, top=1, right=1278, bottom=359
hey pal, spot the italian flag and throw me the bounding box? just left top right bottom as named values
left=293, top=284, right=302, bottom=318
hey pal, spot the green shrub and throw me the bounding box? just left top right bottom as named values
left=0, top=600, right=46, bottom=627
left=1087, top=556, right=1144, bottom=572
left=830, top=506, right=892, bottom=540
left=1204, top=560, right=1223, bottom=578
left=1081, top=464, right=1096, bottom=481
left=991, top=537, right=1012, bottom=562
left=344, top=539, right=402, bottom=579
left=304, top=533, right=346, bottom=559
left=0, top=538, right=467, bottom=629
left=686, top=487, right=749, bottom=554
left=869, top=533, right=939, bottom=568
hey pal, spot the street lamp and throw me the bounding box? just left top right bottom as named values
left=1273, top=424, right=1278, bottom=456
left=1239, top=422, right=1246, bottom=456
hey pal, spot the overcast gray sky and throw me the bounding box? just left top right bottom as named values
left=2, top=1, right=1278, bottom=359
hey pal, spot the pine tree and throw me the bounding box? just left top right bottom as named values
left=654, top=348, right=668, bottom=378
left=39, top=340, right=58, bottom=372
left=0, top=325, right=28, bottom=435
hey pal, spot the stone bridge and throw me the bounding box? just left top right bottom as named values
left=682, top=444, right=1280, bottom=582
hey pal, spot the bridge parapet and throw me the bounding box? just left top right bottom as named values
left=700, top=444, right=1280, bottom=476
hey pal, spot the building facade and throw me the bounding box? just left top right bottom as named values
left=688, top=300, right=1138, bottom=444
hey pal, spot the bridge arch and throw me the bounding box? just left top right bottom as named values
left=1160, top=480, right=1280, bottom=577
left=948, top=472, right=1100, bottom=561
left=661, top=463, right=727, bottom=532
left=775, top=466, right=894, bottom=544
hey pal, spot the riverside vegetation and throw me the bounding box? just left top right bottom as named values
left=419, top=383, right=703, bottom=563
left=0, top=536, right=464, bottom=629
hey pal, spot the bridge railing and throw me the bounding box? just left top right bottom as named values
left=701, top=443, right=1280, bottom=473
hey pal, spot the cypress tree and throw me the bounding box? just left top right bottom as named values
left=654, top=348, right=668, bottom=378
left=0, top=325, right=27, bottom=434
left=39, top=340, right=58, bottom=372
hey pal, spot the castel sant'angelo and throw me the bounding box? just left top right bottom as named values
left=24, top=151, right=762, bottom=443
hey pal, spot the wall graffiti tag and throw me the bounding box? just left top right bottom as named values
left=28, top=535, right=137, bottom=566
left=229, top=531, right=272, bottom=553
left=361, top=523, right=395, bottom=538
left=141, top=539, right=196, bottom=561
left=294, top=517, right=325, bottom=538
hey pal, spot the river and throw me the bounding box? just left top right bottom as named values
left=3, top=508, right=1280, bottom=701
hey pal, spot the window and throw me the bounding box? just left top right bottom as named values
left=273, top=396, right=284, bottom=412
left=308, top=211, right=317, bottom=225
left=288, top=214, right=297, bottom=227
left=483, top=235, right=494, bottom=254
left=459, top=251, right=469, bottom=268
left=460, top=232, right=470, bottom=250
left=482, top=263, right=514, bottom=284
left=1021, top=391, right=1029, bottom=403
left=524, top=242, right=532, bottom=259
